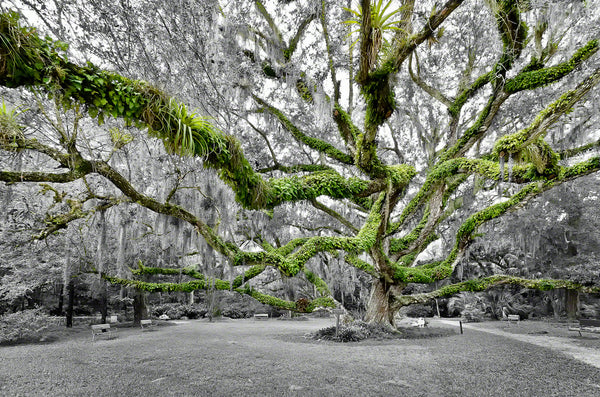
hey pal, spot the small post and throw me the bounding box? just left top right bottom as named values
left=332, top=309, right=344, bottom=338
left=459, top=320, right=463, bottom=335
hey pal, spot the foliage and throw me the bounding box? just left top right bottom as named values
left=151, top=303, right=206, bottom=320
left=1, top=0, right=599, bottom=325
left=312, top=320, right=400, bottom=342
left=0, top=308, right=51, bottom=344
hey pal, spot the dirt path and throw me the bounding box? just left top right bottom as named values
left=437, top=319, right=600, bottom=369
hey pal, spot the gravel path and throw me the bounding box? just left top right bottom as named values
left=437, top=319, right=600, bottom=369
left=1, top=318, right=599, bottom=396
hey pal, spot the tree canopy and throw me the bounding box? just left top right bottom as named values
left=1, top=0, right=600, bottom=324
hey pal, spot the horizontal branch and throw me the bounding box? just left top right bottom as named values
left=0, top=12, right=397, bottom=211
left=394, top=275, right=600, bottom=308
left=0, top=169, right=82, bottom=183
left=495, top=66, right=600, bottom=157
left=254, top=95, right=354, bottom=165
left=504, top=40, right=599, bottom=93
left=101, top=272, right=335, bottom=312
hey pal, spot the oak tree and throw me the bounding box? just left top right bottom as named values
left=1, top=0, right=600, bottom=325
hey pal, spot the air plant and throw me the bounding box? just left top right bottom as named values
left=344, top=0, right=407, bottom=68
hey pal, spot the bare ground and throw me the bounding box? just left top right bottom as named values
left=1, top=317, right=599, bottom=396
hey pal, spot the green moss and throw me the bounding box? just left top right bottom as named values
left=231, top=265, right=267, bottom=289
left=267, top=171, right=370, bottom=207
left=449, top=71, right=493, bottom=117
left=386, top=164, right=416, bottom=188
left=307, top=297, right=336, bottom=312
left=242, top=288, right=297, bottom=310
left=344, top=254, right=378, bottom=277
left=131, top=262, right=204, bottom=279
left=332, top=103, right=361, bottom=144
left=304, top=270, right=331, bottom=296
left=560, top=156, right=600, bottom=179
left=362, top=70, right=395, bottom=129
left=504, top=40, right=599, bottom=93
left=263, top=101, right=353, bottom=165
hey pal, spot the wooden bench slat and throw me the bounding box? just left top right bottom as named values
left=140, top=319, right=154, bottom=330
left=91, top=324, right=114, bottom=341
left=569, top=319, right=600, bottom=336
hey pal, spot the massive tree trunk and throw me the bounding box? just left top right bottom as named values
left=364, top=279, right=404, bottom=326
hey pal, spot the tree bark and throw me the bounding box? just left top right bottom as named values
left=133, top=288, right=148, bottom=327
left=66, top=279, right=75, bottom=328
left=97, top=210, right=108, bottom=324
left=56, top=283, right=64, bottom=315
left=364, top=279, right=403, bottom=326
left=565, top=289, right=579, bottom=320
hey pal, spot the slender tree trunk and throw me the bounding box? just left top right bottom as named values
left=116, top=218, right=128, bottom=299
left=63, top=252, right=73, bottom=327
left=364, top=279, right=403, bottom=326
left=133, top=288, right=148, bottom=327
left=97, top=210, right=108, bottom=323
left=56, top=283, right=64, bottom=315
left=66, top=279, right=75, bottom=328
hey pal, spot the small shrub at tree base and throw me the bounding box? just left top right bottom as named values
left=311, top=321, right=402, bottom=342
left=0, top=309, right=52, bottom=345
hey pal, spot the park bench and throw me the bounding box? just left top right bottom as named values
left=91, top=324, right=114, bottom=341
left=568, top=319, right=600, bottom=336
left=507, top=314, right=520, bottom=326
left=140, top=319, right=154, bottom=330
left=410, top=317, right=428, bottom=328
left=254, top=313, right=269, bottom=320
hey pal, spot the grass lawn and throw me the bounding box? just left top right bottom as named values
left=1, top=317, right=599, bottom=396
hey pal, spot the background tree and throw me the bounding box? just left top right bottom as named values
left=1, top=0, right=600, bottom=326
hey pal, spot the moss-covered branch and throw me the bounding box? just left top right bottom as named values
left=304, top=269, right=331, bottom=296
left=310, top=199, right=358, bottom=233
left=0, top=170, right=81, bottom=183
left=131, top=262, right=205, bottom=279
left=394, top=275, right=600, bottom=308
left=254, top=95, right=354, bottom=165
left=0, top=12, right=402, bottom=211
left=494, top=66, right=600, bottom=158
left=34, top=198, right=118, bottom=240
left=344, top=254, right=379, bottom=278
left=392, top=153, right=600, bottom=285
left=559, top=138, right=600, bottom=160
left=504, top=40, right=599, bottom=93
